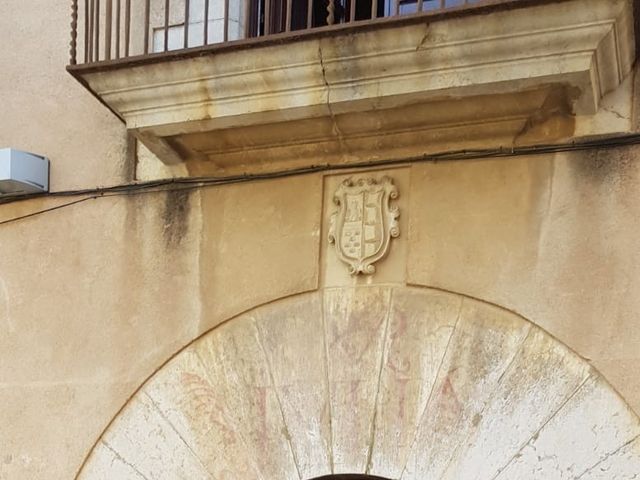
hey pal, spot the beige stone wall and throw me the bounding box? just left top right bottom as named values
left=2, top=149, right=640, bottom=478
left=1, top=1, right=640, bottom=479
left=0, top=0, right=130, bottom=191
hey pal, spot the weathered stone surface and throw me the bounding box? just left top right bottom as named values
left=401, top=299, right=531, bottom=480
left=76, top=0, right=635, bottom=169
left=495, top=375, right=640, bottom=479
left=3, top=3, right=640, bottom=480
left=0, top=0, right=129, bottom=191
left=77, top=442, right=144, bottom=480
left=198, top=175, right=322, bottom=331
left=254, top=293, right=332, bottom=479
left=368, top=288, right=460, bottom=478
left=441, top=327, right=592, bottom=479
left=407, top=152, right=640, bottom=414
left=100, top=393, right=213, bottom=479
left=195, top=315, right=300, bottom=479
left=578, top=435, right=640, bottom=480
left=323, top=287, right=391, bottom=474
left=141, top=350, right=263, bottom=479
left=78, top=287, right=640, bottom=479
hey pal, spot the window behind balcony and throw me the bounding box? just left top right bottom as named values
left=71, top=0, right=498, bottom=64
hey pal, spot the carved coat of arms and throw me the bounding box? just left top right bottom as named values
left=328, top=176, right=400, bottom=275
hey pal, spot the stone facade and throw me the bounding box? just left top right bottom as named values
left=1, top=0, right=640, bottom=479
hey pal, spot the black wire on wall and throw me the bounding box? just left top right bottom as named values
left=1, top=132, right=640, bottom=227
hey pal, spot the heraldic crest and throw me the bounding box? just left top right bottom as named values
left=328, top=176, right=400, bottom=275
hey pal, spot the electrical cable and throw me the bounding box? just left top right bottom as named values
left=1, top=132, right=640, bottom=227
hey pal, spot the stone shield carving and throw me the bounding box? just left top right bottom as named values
left=328, top=176, right=400, bottom=275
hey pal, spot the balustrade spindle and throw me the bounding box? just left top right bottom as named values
left=95, top=0, right=100, bottom=61
left=70, top=0, right=78, bottom=64
left=184, top=0, right=190, bottom=48
left=307, top=0, right=313, bottom=29
left=285, top=0, right=292, bottom=32
left=84, top=0, right=89, bottom=62
left=70, top=0, right=518, bottom=64
left=143, top=0, right=151, bottom=54
left=327, top=0, right=335, bottom=25
left=88, top=0, right=94, bottom=61
left=264, top=0, right=272, bottom=35
left=105, top=0, right=112, bottom=60
left=115, top=0, right=121, bottom=58
left=164, top=0, right=171, bottom=51
left=124, top=0, right=131, bottom=56
left=204, top=0, right=210, bottom=44
left=224, top=0, right=230, bottom=41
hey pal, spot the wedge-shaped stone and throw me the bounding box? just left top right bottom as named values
left=401, top=299, right=531, bottom=480
left=441, top=326, right=592, bottom=480
left=195, top=315, right=300, bottom=479
left=324, top=287, right=392, bottom=474
left=254, top=293, right=332, bottom=479
left=495, top=374, right=640, bottom=479
left=142, top=350, right=262, bottom=480
left=100, top=393, right=212, bottom=479
left=369, top=287, right=460, bottom=478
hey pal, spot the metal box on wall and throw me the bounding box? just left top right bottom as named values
left=0, top=148, right=49, bottom=195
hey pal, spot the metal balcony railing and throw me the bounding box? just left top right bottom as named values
left=69, top=0, right=527, bottom=66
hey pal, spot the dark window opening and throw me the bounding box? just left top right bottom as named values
left=248, top=0, right=388, bottom=37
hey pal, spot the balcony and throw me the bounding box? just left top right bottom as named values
left=67, top=0, right=636, bottom=175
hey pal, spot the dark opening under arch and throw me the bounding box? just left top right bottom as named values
left=310, top=476, right=393, bottom=480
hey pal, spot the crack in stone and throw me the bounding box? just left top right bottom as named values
left=574, top=433, right=640, bottom=479
left=365, top=287, right=394, bottom=474
left=487, top=373, right=596, bottom=480
left=438, top=324, right=535, bottom=477
left=416, top=23, right=430, bottom=51
left=143, top=391, right=215, bottom=480
left=318, top=45, right=349, bottom=155
left=321, top=291, right=336, bottom=474
left=101, top=440, right=150, bottom=480
left=192, top=348, right=267, bottom=480
left=251, top=316, right=304, bottom=480
left=602, top=105, right=627, bottom=120
left=398, top=296, right=465, bottom=479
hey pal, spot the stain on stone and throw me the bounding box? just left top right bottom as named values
left=122, top=132, right=138, bottom=182
left=514, top=85, right=578, bottom=145
left=572, top=146, right=636, bottom=187
left=416, top=22, right=446, bottom=51
left=472, top=413, right=482, bottom=427
left=162, top=189, right=191, bottom=247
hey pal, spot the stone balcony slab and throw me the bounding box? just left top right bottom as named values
left=69, top=0, right=635, bottom=173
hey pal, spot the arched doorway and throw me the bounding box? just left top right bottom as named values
left=77, top=286, right=640, bottom=479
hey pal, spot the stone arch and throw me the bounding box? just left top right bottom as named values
left=78, top=286, right=640, bottom=479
